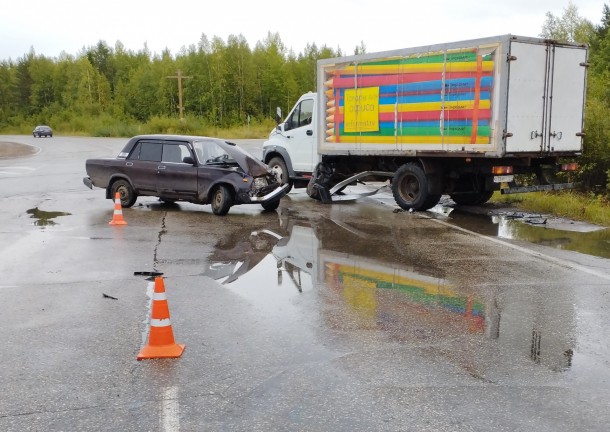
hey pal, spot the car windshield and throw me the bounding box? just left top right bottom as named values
left=192, top=140, right=236, bottom=165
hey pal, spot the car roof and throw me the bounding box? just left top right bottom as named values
left=121, top=134, right=268, bottom=176
left=129, top=134, right=227, bottom=142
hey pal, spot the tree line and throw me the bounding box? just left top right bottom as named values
left=0, top=3, right=608, bottom=192
left=0, top=32, right=343, bottom=134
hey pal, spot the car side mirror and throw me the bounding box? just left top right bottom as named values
left=183, top=156, right=195, bottom=165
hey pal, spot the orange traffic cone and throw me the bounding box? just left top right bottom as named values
left=109, top=192, right=127, bottom=225
left=137, top=277, right=185, bottom=360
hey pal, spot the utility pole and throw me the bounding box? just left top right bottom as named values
left=166, top=69, right=192, bottom=120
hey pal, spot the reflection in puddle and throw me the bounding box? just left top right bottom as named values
left=205, top=212, right=574, bottom=373
left=438, top=207, right=610, bottom=259
left=26, top=207, right=71, bottom=227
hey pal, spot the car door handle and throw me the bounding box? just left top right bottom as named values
left=126, top=162, right=133, bottom=167
left=306, top=130, right=313, bottom=136
left=158, top=165, right=166, bottom=170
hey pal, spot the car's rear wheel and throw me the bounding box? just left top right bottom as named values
left=211, top=185, right=233, bottom=216
left=110, top=179, right=137, bottom=208
left=261, top=199, right=280, bottom=212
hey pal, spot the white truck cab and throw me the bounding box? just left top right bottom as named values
left=262, top=92, right=317, bottom=190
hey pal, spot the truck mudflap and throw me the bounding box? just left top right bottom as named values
left=501, top=182, right=576, bottom=194
left=307, top=165, right=393, bottom=203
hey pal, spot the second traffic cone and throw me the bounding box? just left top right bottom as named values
left=109, top=192, right=127, bottom=225
left=137, top=277, right=185, bottom=360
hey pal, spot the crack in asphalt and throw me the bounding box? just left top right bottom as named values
left=153, top=213, right=167, bottom=273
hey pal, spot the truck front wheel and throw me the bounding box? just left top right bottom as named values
left=268, top=157, right=293, bottom=193
left=392, top=163, right=440, bottom=211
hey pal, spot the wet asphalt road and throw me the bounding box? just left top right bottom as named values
left=1, top=135, right=610, bottom=431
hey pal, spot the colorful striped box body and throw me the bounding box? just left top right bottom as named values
left=322, top=47, right=496, bottom=146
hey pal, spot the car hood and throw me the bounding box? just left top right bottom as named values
left=221, top=142, right=269, bottom=177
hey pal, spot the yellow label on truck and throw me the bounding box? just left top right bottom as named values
left=343, top=87, right=379, bottom=133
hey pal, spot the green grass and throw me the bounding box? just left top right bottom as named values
left=1, top=116, right=276, bottom=139
left=491, top=191, right=610, bottom=227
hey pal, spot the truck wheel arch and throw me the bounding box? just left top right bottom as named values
left=263, top=148, right=296, bottom=179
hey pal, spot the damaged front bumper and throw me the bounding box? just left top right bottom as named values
left=248, top=183, right=290, bottom=203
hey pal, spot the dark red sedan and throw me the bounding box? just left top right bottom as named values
left=83, top=135, right=288, bottom=215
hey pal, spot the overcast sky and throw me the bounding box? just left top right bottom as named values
left=1, top=0, right=606, bottom=61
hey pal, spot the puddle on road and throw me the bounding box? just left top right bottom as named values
left=203, top=213, right=574, bottom=374
left=432, top=206, right=610, bottom=259
left=26, top=207, right=71, bottom=227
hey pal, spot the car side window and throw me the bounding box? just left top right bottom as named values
left=130, top=142, right=163, bottom=162
left=162, top=143, right=191, bottom=163
left=285, top=99, right=313, bottom=132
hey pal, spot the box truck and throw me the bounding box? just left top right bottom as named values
left=262, top=35, right=588, bottom=210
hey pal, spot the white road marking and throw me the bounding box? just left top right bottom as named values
left=426, top=215, right=610, bottom=282
left=0, top=166, right=37, bottom=176
left=161, top=386, right=180, bottom=432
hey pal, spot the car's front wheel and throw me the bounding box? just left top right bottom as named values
left=211, top=185, right=233, bottom=216
left=110, top=179, right=137, bottom=208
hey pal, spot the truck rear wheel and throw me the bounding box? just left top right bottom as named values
left=392, top=163, right=440, bottom=211
left=268, top=157, right=293, bottom=193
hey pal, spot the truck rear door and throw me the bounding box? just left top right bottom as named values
left=548, top=45, right=587, bottom=152
left=505, top=40, right=586, bottom=154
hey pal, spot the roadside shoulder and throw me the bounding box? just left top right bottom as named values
left=0, top=141, right=39, bottom=159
